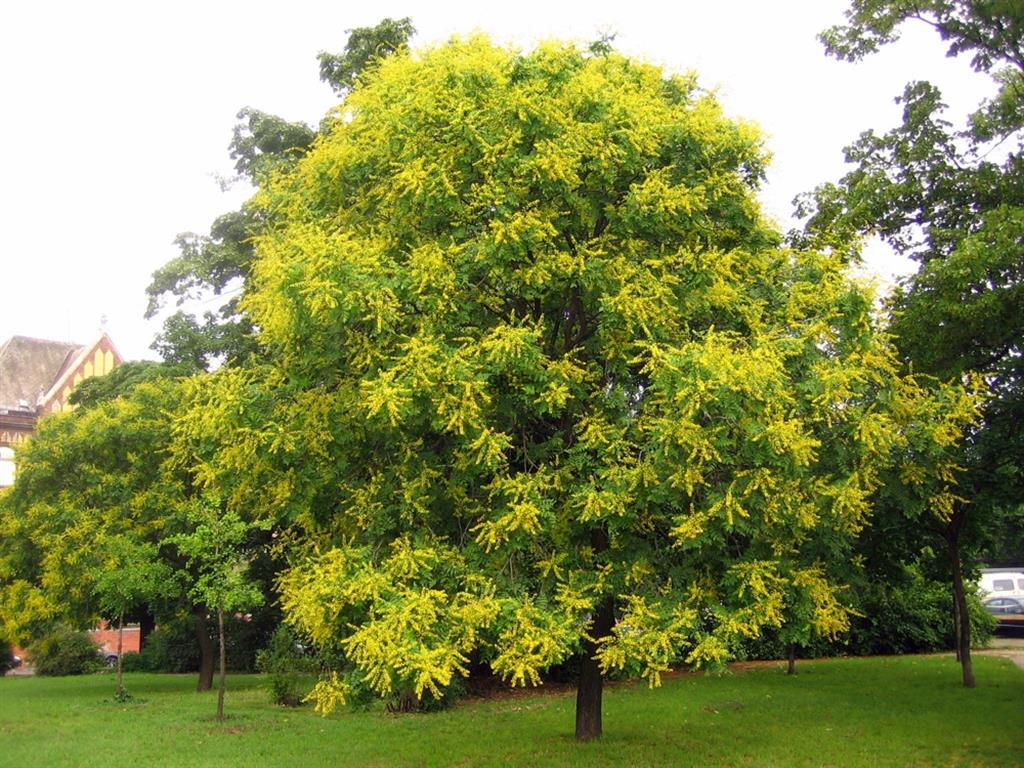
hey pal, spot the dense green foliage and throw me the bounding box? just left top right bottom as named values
left=30, top=627, right=101, bottom=677
left=1, top=658, right=1022, bottom=766
left=120, top=612, right=272, bottom=675
left=0, top=379, right=191, bottom=644
left=256, top=625, right=314, bottom=706
left=740, top=565, right=996, bottom=660
left=845, top=569, right=996, bottom=655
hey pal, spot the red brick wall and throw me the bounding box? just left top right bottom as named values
left=7, top=624, right=141, bottom=667
left=89, top=622, right=141, bottom=656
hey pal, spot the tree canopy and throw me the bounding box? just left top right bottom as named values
left=820, top=0, right=1024, bottom=72
left=172, top=36, right=979, bottom=739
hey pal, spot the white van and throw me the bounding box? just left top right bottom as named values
left=979, top=569, right=1024, bottom=599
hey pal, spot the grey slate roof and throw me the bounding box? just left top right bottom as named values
left=0, top=336, right=84, bottom=411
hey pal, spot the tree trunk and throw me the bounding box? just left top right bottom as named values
left=787, top=643, right=797, bottom=676
left=139, top=612, right=156, bottom=651
left=216, top=607, right=226, bottom=722
left=116, top=613, right=125, bottom=697
left=194, top=605, right=214, bottom=692
left=952, top=590, right=962, bottom=662
left=575, top=595, right=615, bottom=742
left=948, top=528, right=975, bottom=688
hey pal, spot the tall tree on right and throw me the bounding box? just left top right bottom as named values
left=800, top=1, right=1024, bottom=687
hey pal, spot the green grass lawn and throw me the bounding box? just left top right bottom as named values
left=1, top=655, right=1021, bottom=767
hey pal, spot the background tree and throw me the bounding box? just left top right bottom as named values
left=94, top=537, right=175, bottom=700
left=172, top=496, right=265, bottom=722
left=68, top=360, right=194, bottom=409
left=0, top=378, right=182, bottom=636
left=0, top=374, right=226, bottom=692
left=800, top=0, right=1024, bottom=685
left=317, top=17, right=415, bottom=95
left=175, top=36, right=978, bottom=740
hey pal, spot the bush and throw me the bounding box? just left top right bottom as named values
left=737, top=565, right=997, bottom=661
left=1, top=644, right=14, bottom=676
left=405, top=675, right=466, bottom=713
left=118, top=651, right=148, bottom=673
left=222, top=612, right=274, bottom=673
left=31, top=627, right=101, bottom=676
left=966, top=591, right=998, bottom=647
left=847, top=568, right=996, bottom=656
left=132, top=617, right=200, bottom=673
left=256, top=625, right=314, bottom=706
left=376, top=678, right=467, bottom=713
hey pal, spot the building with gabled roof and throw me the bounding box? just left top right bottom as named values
left=0, top=333, right=122, bottom=487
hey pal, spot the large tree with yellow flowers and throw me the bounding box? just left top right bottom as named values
left=177, top=36, right=978, bottom=740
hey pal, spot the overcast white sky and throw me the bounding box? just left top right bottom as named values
left=0, top=1, right=992, bottom=361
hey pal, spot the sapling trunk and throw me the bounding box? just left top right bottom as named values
left=787, top=643, right=797, bottom=676
left=116, top=613, right=125, bottom=697
left=216, top=607, right=226, bottom=721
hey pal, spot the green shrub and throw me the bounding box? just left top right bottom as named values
left=133, top=617, right=200, bottom=673
left=31, top=627, right=101, bottom=676
left=222, top=612, right=274, bottom=673
left=341, top=669, right=383, bottom=712
left=1, top=644, right=14, bottom=676
left=847, top=568, right=996, bottom=655
left=737, top=566, right=997, bottom=661
left=966, top=591, right=998, bottom=647
left=118, top=651, right=148, bottom=673
left=407, top=675, right=467, bottom=713
left=377, top=677, right=467, bottom=713
left=256, top=625, right=313, bottom=706
left=850, top=580, right=946, bottom=654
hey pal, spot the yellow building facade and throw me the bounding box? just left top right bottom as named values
left=0, top=333, right=122, bottom=487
